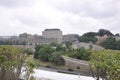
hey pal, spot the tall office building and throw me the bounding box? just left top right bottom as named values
left=42, top=29, right=62, bottom=43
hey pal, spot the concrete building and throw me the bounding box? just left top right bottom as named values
left=0, top=33, right=57, bottom=45
left=42, top=29, right=62, bottom=43
left=63, top=34, right=79, bottom=42
left=72, top=41, right=90, bottom=49
left=19, top=33, right=57, bottom=45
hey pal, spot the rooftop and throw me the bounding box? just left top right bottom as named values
left=45, top=29, right=61, bottom=31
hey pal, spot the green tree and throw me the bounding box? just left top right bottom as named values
left=56, top=44, right=66, bottom=52
left=68, top=48, right=91, bottom=61
left=90, top=50, right=120, bottom=80
left=79, top=36, right=97, bottom=43
left=0, top=45, right=36, bottom=80
left=50, top=42, right=66, bottom=52
left=49, top=52, right=64, bottom=65
left=37, top=45, right=55, bottom=61
left=34, top=44, right=66, bottom=65
left=23, top=48, right=34, bottom=55
left=98, top=29, right=113, bottom=36
left=79, top=32, right=97, bottom=43
left=34, top=45, right=43, bottom=59
left=24, top=60, right=38, bottom=80
left=100, top=37, right=116, bottom=50
left=64, top=41, right=72, bottom=51
left=83, top=32, right=97, bottom=37
left=116, top=40, right=120, bottom=50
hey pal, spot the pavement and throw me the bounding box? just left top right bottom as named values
left=33, top=69, right=95, bottom=80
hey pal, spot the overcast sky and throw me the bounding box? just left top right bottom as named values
left=0, top=0, right=120, bottom=36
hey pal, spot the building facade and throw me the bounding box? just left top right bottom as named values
left=63, top=34, right=79, bottom=42
left=42, top=29, right=62, bottom=43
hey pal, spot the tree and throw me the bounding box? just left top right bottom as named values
left=36, top=45, right=55, bottom=61
left=50, top=42, right=66, bottom=52
left=68, top=48, right=91, bottom=61
left=79, top=36, right=97, bottom=43
left=98, top=29, right=113, bottom=36
left=34, top=45, right=43, bottom=59
left=115, top=33, right=120, bottom=36
left=23, top=60, right=38, bottom=80
left=49, top=52, right=64, bottom=65
left=100, top=37, right=120, bottom=50
left=100, top=37, right=116, bottom=49
left=23, top=48, right=34, bottom=55
left=90, top=50, right=120, bottom=80
left=79, top=32, right=97, bottom=43
left=0, top=45, right=36, bottom=80
left=34, top=44, right=67, bottom=65
left=64, top=41, right=72, bottom=50
left=56, top=44, right=66, bottom=52
left=116, top=40, right=120, bottom=50
left=83, top=32, right=97, bottom=37
left=0, top=46, right=23, bottom=80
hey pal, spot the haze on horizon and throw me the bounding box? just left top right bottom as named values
left=0, top=0, right=120, bottom=36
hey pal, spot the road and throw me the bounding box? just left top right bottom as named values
left=38, top=65, right=91, bottom=76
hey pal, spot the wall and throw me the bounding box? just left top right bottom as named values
left=62, top=56, right=90, bottom=72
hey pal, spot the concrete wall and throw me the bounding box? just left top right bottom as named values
left=62, top=56, right=90, bottom=72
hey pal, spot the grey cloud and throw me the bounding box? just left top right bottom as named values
left=0, top=0, right=34, bottom=7
left=85, top=1, right=119, bottom=18
left=16, top=15, right=50, bottom=27
left=48, top=0, right=120, bottom=18
left=0, top=0, right=119, bottom=36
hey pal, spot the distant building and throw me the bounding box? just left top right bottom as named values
left=95, top=35, right=108, bottom=41
left=19, top=33, right=32, bottom=38
left=42, top=29, right=62, bottom=43
left=19, top=33, right=57, bottom=45
left=72, top=41, right=90, bottom=49
left=72, top=41, right=104, bottom=51
left=63, top=34, right=79, bottom=42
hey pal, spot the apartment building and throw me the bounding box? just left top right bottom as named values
left=42, top=29, right=62, bottom=43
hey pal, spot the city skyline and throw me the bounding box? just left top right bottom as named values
left=0, top=0, right=120, bottom=36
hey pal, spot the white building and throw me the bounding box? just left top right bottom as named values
left=42, top=29, right=62, bottom=43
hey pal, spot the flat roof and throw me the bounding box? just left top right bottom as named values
left=45, top=29, right=61, bottom=31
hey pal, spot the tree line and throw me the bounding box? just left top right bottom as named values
left=79, top=29, right=120, bottom=50
left=100, top=37, right=120, bottom=50
left=79, top=29, right=114, bottom=43
left=34, top=43, right=91, bottom=65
